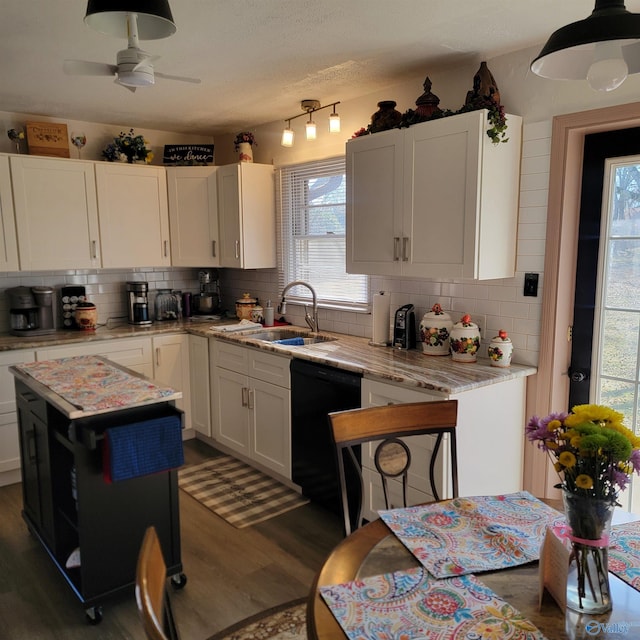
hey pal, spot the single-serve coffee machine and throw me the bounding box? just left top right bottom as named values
left=126, top=281, right=152, bottom=325
left=393, top=303, right=416, bottom=350
left=6, top=286, right=57, bottom=336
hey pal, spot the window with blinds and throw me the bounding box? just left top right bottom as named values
left=276, top=156, right=369, bottom=311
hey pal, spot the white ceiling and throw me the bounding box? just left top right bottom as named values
left=1, top=1, right=637, bottom=136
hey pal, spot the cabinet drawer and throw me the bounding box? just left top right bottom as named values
left=249, top=350, right=290, bottom=388
left=362, top=377, right=444, bottom=406
left=212, top=340, right=249, bottom=374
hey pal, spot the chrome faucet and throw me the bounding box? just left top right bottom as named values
left=278, top=280, right=319, bottom=333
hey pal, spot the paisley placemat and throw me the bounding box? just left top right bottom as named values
left=16, top=355, right=176, bottom=412
left=379, top=491, right=562, bottom=579
left=320, top=566, right=547, bottom=640
left=610, top=520, right=640, bottom=592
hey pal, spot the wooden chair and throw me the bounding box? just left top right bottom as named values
left=136, top=526, right=180, bottom=640
left=329, top=400, right=459, bottom=536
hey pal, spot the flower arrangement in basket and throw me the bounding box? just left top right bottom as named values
left=234, top=131, right=256, bottom=151
left=527, top=404, right=640, bottom=612
left=102, top=129, right=153, bottom=163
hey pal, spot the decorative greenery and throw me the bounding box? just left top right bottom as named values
left=526, top=404, right=640, bottom=503
left=234, top=132, right=256, bottom=150
left=102, top=129, right=153, bottom=163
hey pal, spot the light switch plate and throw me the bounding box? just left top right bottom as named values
left=524, top=273, right=539, bottom=297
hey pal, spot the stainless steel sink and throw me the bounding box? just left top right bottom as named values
left=241, top=329, right=336, bottom=345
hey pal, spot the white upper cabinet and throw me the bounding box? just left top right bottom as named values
left=166, top=166, right=219, bottom=267
left=10, top=155, right=101, bottom=270
left=0, top=156, right=19, bottom=272
left=347, top=110, right=523, bottom=280
left=217, top=162, right=275, bottom=269
left=95, top=162, right=170, bottom=268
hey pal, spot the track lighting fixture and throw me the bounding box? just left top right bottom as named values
left=531, top=0, right=640, bottom=92
left=281, top=100, right=341, bottom=147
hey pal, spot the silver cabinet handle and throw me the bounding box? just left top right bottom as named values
left=393, top=237, right=401, bottom=261
left=212, top=240, right=216, bottom=257
left=164, top=240, right=169, bottom=257
left=241, top=387, right=248, bottom=407
left=402, top=237, right=409, bottom=262
left=235, top=240, right=240, bottom=260
left=92, top=240, right=97, bottom=259
left=155, top=347, right=161, bottom=367
left=248, top=389, right=254, bottom=410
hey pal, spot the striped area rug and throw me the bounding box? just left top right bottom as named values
left=178, top=456, right=309, bottom=528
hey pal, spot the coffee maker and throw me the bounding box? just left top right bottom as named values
left=126, top=281, right=152, bottom=325
left=7, top=286, right=57, bottom=336
left=193, top=270, right=221, bottom=315
left=393, top=303, right=416, bottom=350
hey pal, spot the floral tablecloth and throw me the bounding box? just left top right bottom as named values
left=320, top=566, right=547, bottom=640
left=16, top=356, right=176, bottom=412
left=379, top=492, right=563, bottom=578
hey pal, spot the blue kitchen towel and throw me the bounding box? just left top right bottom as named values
left=274, top=337, right=305, bottom=345
left=104, top=415, right=183, bottom=483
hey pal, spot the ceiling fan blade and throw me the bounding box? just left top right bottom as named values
left=155, top=72, right=201, bottom=84
left=114, top=78, right=137, bottom=93
left=64, top=59, right=117, bottom=77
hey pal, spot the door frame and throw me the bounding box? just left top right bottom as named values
left=527, top=101, right=640, bottom=498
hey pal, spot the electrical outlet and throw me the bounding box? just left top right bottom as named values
left=524, top=273, right=539, bottom=297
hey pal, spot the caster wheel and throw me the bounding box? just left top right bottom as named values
left=85, top=605, right=103, bottom=625
left=171, top=573, right=187, bottom=590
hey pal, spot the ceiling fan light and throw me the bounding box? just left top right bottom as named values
left=531, top=0, right=640, bottom=88
left=85, top=0, right=176, bottom=39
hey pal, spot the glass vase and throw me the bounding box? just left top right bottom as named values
left=562, top=490, right=614, bottom=614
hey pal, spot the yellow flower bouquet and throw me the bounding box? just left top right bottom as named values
left=526, top=404, right=640, bottom=612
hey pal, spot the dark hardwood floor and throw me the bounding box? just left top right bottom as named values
left=0, top=439, right=344, bottom=639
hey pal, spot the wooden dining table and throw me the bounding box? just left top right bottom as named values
left=307, top=501, right=640, bottom=640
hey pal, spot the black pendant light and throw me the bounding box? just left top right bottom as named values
left=531, top=0, right=640, bottom=91
left=84, top=0, right=176, bottom=40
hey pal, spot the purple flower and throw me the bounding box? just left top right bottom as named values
left=630, top=448, right=640, bottom=473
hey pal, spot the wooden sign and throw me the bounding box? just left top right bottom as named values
left=163, top=144, right=214, bottom=165
left=25, top=121, right=70, bottom=158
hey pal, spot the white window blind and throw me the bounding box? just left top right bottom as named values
left=276, top=156, right=369, bottom=311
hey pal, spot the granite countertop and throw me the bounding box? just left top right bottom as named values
left=0, top=318, right=537, bottom=396
left=193, top=325, right=537, bottom=395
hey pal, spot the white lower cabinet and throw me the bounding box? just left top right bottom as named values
left=0, top=349, right=36, bottom=486
left=211, top=340, right=291, bottom=479
left=361, top=376, right=526, bottom=522
left=152, top=334, right=191, bottom=430
left=189, top=335, right=211, bottom=437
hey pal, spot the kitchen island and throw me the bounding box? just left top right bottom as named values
left=10, top=355, right=185, bottom=623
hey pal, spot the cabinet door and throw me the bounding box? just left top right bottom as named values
left=346, top=130, right=403, bottom=276
left=10, top=156, right=100, bottom=270
left=0, top=350, right=35, bottom=479
left=217, top=164, right=243, bottom=268
left=212, top=366, right=250, bottom=455
left=402, top=112, right=481, bottom=279
left=0, top=155, right=19, bottom=271
left=167, top=166, right=219, bottom=267
left=217, top=163, right=275, bottom=269
left=95, top=163, right=170, bottom=268
left=189, top=335, right=211, bottom=437
left=153, top=334, right=190, bottom=429
left=250, top=378, right=291, bottom=479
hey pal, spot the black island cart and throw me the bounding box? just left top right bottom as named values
left=10, top=355, right=186, bottom=624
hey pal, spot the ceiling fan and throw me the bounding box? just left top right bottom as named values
left=64, top=11, right=200, bottom=92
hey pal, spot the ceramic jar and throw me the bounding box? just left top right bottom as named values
left=419, top=303, right=453, bottom=356
left=370, top=101, right=403, bottom=133
left=74, top=301, right=97, bottom=331
left=238, top=142, right=253, bottom=163
left=449, top=314, right=481, bottom=363
left=488, top=330, right=513, bottom=367
left=250, top=305, right=264, bottom=324
left=236, top=293, right=257, bottom=320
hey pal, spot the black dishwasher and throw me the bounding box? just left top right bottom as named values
left=290, top=359, right=362, bottom=520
